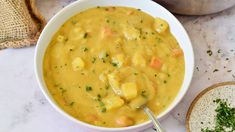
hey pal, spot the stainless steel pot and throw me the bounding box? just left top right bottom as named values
left=154, top=0, right=235, bottom=15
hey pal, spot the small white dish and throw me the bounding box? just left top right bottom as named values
left=34, top=0, right=194, bottom=131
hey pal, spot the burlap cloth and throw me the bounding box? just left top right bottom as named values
left=0, top=0, right=46, bottom=49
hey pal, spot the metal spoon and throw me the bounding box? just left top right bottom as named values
left=141, top=105, right=165, bottom=132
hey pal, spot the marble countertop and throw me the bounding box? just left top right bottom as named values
left=0, top=0, right=235, bottom=132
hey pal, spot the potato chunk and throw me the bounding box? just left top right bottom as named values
left=123, top=26, right=140, bottom=40
left=121, top=82, right=137, bottom=100
left=72, top=57, right=85, bottom=71
left=107, top=71, right=122, bottom=96
left=112, top=54, right=125, bottom=67
left=153, top=18, right=169, bottom=33
left=103, top=96, right=124, bottom=110
left=132, top=52, right=146, bottom=67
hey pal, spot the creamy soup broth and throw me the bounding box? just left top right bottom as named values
left=43, top=6, right=185, bottom=127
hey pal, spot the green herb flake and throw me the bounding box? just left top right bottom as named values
left=105, top=85, right=109, bottom=90
left=156, top=37, right=162, bottom=43
left=59, top=87, right=67, bottom=94
left=101, top=107, right=107, bottom=113
left=71, top=20, right=77, bottom=25
left=85, top=86, right=92, bottom=91
left=213, top=69, right=219, bottom=72
left=207, top=50, right=213, bottom=56
left=65, top=38, right=69, bottom=42
left=141, top=90, right=147, bottom=98
left=105, top=53, right=109, bottom=57
left=106, top=19, right=110, bottom=23
left=69, top=102, right=75, bottom=106
left=97, top=94, right=101, bottom=99
left=92, top=57, right=97, bottom=64
left=84, top=32, right=88, bottom=38
left=112, top=62, right=118, bottom=67
left=163, top=80, right=167, bottom=84
left=83, top=47, right=88, bottom=52
left=167, top=74, right=171, bottom=77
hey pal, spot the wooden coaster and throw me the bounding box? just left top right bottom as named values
left=186, top=81, right=235, bottom=132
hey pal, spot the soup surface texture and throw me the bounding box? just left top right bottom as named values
left=43, top=6, right=185, bottom=128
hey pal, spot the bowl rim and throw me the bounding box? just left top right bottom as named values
left=34, top=0, right=194, bottom=131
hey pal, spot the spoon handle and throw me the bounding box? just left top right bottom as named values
left=143, top=107, right=165, bottom=132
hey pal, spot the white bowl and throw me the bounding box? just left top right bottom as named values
left=34, top=0, right=194, bottom=131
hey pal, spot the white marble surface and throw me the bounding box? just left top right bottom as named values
left=0, top=0, right=235, bottom=132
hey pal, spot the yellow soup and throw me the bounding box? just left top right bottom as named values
left=43, top=6, right=185, bottom=128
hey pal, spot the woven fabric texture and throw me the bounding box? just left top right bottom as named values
left=0, top=0, right=46, bottom=49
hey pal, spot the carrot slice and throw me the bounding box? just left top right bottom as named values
left=172, top=48, right=183, bottom=57
left=150, top=57, right=162, bottom=70
left=102, top=27, right=115, bottom=38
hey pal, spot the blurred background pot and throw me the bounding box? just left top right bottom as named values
left=154, top=0, right=235, bottom=15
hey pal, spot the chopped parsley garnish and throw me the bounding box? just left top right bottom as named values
left=85, top=86, right=92, bottom=91
left=141, top=90, right=147, bottom=98
left=69, top=102, right=75, bottom=106
left=202, top=99, right=235, bottom=132
left=106, top=19, right=110, bottom=23
left=84, top=32, right=88, bottom=38
left=92, top=57, right=97, bottom=63
left=163, top=80, right=167, bottom=84
left=101, top=107, right=107, bottom=113
left=71, top=19, right=77, bottom=25
left=105, top=85, right=109, bottom=90
left=105, top=53, right=109, bottom=57
left=59, top=87, right=67, bottom=94
left=156, top=37, right=162, bottom=43
left=207, top=50, right=213, bottom=56
left=167, top=74, right=171, bottom=77
left=65, top=38, right=69, bottom=42
left=97, top=94, right=101, bottom=99
left=112, top=62, right=118, bottom=67
left=83, top=47, right=88, bottom=52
